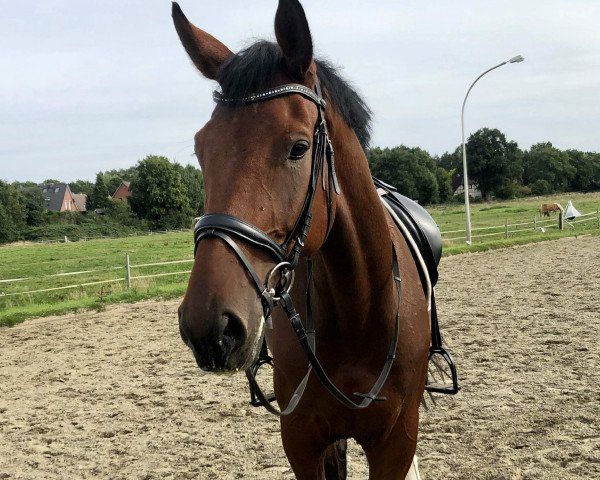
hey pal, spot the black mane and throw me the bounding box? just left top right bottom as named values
left=216, top=41, right=372, bottom=149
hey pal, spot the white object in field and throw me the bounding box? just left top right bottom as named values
left=564, top=200, right=582, bottom=220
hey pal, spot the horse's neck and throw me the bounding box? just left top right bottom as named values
left=315, top=132, right=397, bottom=333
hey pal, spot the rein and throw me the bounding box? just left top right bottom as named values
left=193, top=79, right=401, bottom=415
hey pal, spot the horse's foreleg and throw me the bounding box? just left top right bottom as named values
left=280, top=420, right=331, bottom=480
left=323, top=439, right=347, bottom=480
left=361, top=412, right=420, bottom=480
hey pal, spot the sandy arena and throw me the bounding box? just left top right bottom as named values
left=1, top=237, right=599, bottom=479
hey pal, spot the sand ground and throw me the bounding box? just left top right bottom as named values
left=1, top=236, right=599, bottom=479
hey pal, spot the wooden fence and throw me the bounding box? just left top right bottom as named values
left=441, top=208, right=600, bottom=243
left=0, top=256, right=193, bottom=298
left=2, top=208, right=599, bottom=297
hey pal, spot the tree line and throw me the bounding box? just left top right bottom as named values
left=0, top=155, right=204, bottom=244
left=2, top=128, right=599, bottom=244
left=370, top=127, right=600, bottom=204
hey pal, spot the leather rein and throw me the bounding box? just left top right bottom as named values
left=193, top=78, right=402, bottom=415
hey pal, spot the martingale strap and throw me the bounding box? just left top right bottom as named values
left=252, top=245, right=402, bottom=414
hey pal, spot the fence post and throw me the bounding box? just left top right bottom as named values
left=125, top=254, right=132, bottom=289
left=505, top=218, right=509, bottom=239
left=597, top=207, right=599, bottom=228
left=534, top=216, right=537, bottom=231
left=559, top=212, right=564, bottom=231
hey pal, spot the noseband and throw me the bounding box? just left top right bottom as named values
left=193, top=78, right=401, bottom=415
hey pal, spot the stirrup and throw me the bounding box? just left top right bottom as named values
left=425, top=346, right=460, bottom=395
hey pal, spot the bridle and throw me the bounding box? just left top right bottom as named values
left=193, top=78, right=401, bottom=415
left=196, top=80, right=338, bottom=322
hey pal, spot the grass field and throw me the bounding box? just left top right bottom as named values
left=1, top=192, right=599, bottom=326
left=432, top=191, right=600, bottom=254
left=0, top=231, right=194, bottom=326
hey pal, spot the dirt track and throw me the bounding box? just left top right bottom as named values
left=1, top=237, right=599, bottom=479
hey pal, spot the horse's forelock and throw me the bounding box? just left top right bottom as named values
left=215, top=40, right=372, bottom=150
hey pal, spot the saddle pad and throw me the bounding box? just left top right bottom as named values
left=373, top=177, right=442, bottom=288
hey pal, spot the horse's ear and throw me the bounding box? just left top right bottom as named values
left=172, top=2, right=232, bottom=80
left=274, top=0, right=313, bottom=79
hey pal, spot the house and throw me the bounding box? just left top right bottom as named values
left=112, top=181, right=132, bottom=200
left=72, top=193, right=88, bottom=212
left=40, top=183, right=84, bottom=212
left=451, top=174, right=482, bottom=200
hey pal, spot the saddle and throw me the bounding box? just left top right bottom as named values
left=374, top=177, right=459, bottom=395
left=374, top=177, right=441, bottom=287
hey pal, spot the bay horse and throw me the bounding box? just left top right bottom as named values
left=540, top=203, right=563, bottom=217
left=174, top=1, right=430, bottom=478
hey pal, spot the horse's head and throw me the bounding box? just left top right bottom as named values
left=174, top=0, right=339, bottom=372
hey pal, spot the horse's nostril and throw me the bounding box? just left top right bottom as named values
left=221, top=312, right=246, bottom=350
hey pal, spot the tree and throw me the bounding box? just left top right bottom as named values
left=130, top=155, right=193, bottom=230
left=523, top=142, right=575, bottom=193
left=464, top=128, right=522, bottom=200
left=102, top=167, right=138, bottom=195
left=368, top=146, right=440, bottom=204
left=435, top=166, right=454, bottom=203
left=20, top=187, right=46, bottom=226
left=89, top=173, right=111, bottom=210
left=10, top=182, right=46, bottom=226
left=106, top=197, right=139, bottom=226
left=69, top=179, right=94, bottom=196
left=529, top=179, right=552, bottom=196
left=0, top=180, right=27, bottom=243
left=438, top=148, right=461, bottom=172
left=178, top=164, right=205, bottom=216
left=566, top=149, right=600, bottom=192
left=588, top=152, right=600, bottom=190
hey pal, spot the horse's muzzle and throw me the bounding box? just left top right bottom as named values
left=178, top=308, right=248, bottom=372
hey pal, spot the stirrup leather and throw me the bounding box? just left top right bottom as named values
left=425, top=293, right=460, bottom=395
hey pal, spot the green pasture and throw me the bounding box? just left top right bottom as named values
left=0, top=231, right=194, bottom=326
left=431, top=191, right=600, bottom=254
left=1, top=192, right=599, bottom=326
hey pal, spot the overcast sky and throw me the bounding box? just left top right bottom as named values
left=2, top=0, right=599, bottom=183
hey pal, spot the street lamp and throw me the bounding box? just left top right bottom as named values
left=461, top=54, right=524, bottom=244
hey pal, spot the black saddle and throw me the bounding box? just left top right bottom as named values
left=373, top=177, right=442, bottom=288
left=373, top=177, right=459, bottom=395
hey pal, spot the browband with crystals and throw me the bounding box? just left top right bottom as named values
left=213, top=83, right=325, bottom=108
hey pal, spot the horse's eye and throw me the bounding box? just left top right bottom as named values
left=288, top=141, right=310, bottom=161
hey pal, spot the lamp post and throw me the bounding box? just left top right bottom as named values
left=461, top=54, right=524, bottom=244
